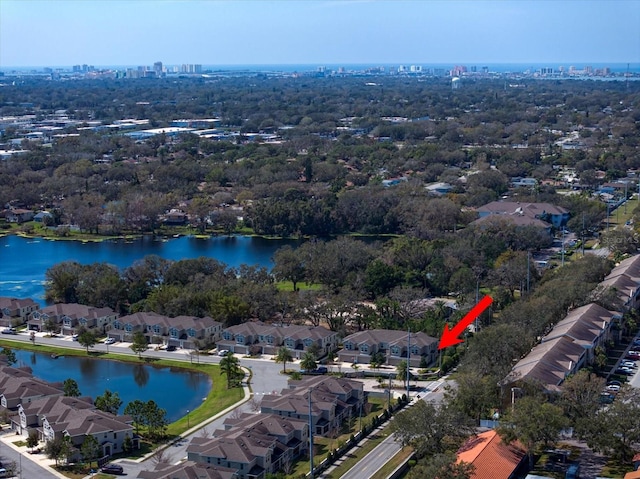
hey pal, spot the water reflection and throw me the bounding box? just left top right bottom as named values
left=79, top=357, right=97, bottom=377
left=11, top=349, right=211, bottom=422
left=133, top=363, right=150, bottom=387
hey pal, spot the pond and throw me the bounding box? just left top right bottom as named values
left=12, top=349, right=211, bottom=422
left=0, top=234, right=301, bottom=305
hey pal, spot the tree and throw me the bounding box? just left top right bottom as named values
left=77, top=329, right=97, bottom=353
left=559, top=370, right=605, bottom=435
left=130, top=331, right=148, bottom=358
left=45, top=436, right=71, bottom=466
left=275, top=346, right=293, bottom=373
left=44, top=318, right=61, bottom=336
left=219, top=352, right=242, bottom=388
left=407, top=453, right=474, bottom=479
left=390, top=400, right=474, bottom=459
left=81, top=434, right=100, bottom=469
left=144, top=400, right=168, bottom=440
left=498, top=395, right=569, bottom=468
left=26, top=430, right=39, bottom=453
left=445, top=372, right=500, bottom=423
left=272, top=245, right=306, bottom=291
left=63, top=378, right=81, bottom=397
left=396, top=360, right=410, bottom=388
left=0, top=348, right=17, bottom=366
left=300, top=351, right=317, bottom=372
left=124, top=399, right=147, bottom=434
left=95, top=389, right=123, bottom=415
left=582, top=386, right=640, bottom=463
left=370, top=351, right=386, bottom=371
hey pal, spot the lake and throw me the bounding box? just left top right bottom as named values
left=12, top=348, right=211, bottom=422
left=0, top=234, right=300, bottom=305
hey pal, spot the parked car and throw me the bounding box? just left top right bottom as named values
left=218, top=349, right=230, bottom=356
left=104, top=337, right=116, bottom=345
left=100, top=463, right=123, bottom=475
left=621, top=360, right=637, bottom=369
left=600, top=392, right=615, bottom=404
left=166, top=345, right=176, bottom=352
left=72, top=334, right=78, bottom=341
left=1, top=328, right=16, bottom=335
left=615, top=367, right=634, bottom=376
left=605, top=384, right=621, bottom=393
left=626, top=353, right=640, bottom=361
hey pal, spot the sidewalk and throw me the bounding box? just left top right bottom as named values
left=0, top=432, right=68, bottom=479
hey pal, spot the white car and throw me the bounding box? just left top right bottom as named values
left=605, top=384, right=621, bottom=393
left=621, top=360, right=637, bottom=369
left=104, top=337, right=116, bottom=345
left=217, top=349, right=230, bottom=357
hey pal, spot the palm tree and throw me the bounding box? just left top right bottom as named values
left=275, top=346, right=293, bottom=373
left=219, top=352, right=241, bottom=388
left=300, top=351, right=317, bottom=372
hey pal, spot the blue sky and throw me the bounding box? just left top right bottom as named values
left=1, top=0, right=639, bottom=67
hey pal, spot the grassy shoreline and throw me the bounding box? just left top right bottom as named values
left=0, top=339, right=244, bottom=436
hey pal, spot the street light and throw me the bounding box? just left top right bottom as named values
left=308, top=388, right=314, bottom=479
left=511, top=387, right=522, bottom=412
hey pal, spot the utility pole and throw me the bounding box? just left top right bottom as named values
left=308, top=389, right=314, bottom=479
left=406, top=327, right=411, bottom=399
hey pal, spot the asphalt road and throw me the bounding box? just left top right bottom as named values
left=332, top=377, right=449, bottom=479
left=0, top=332, right=434, bottom=478
left=0, top=436, right=61, bottom=479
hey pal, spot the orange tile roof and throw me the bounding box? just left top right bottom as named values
left=624, top=471, right=640, bottom=479
left=457, top=430, right=526, bottom=479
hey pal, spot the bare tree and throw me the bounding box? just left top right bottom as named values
left=248, top=396, right=262, bottom=412
left=151, top=448, right=174, bottom=467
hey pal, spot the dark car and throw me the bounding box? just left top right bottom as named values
left=166, top=345, right=176, bottom=351
left=101, top=464, right=123, bottom=475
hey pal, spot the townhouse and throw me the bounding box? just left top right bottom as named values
left=260, top=376, right=367, bottom=437
left=476, top=201, right=569, bottom=229
left=137, top=461, right=238, bottom=479
left=337, top=329, right=438, bottom=367
left=216, top=322, right=338, bottom=358
left=41, top=406, right=136, bottom=459
left=187, top=413, right=309, bottom=479
left=601, top=254, right=640, bottom=311
left=0, top=375, right=64, bottom=410
left=540, top=303, right=619, bottom=361
left=0, top=368, right=138, bottom=460
left=109, top=312, right=222, bottom=348
left=29, top=303, right=117, bottom=335
left=0, top=297, right=39, bottom=327
left=501, top=254, right=640, bottom=393
left=501, top=336, right=587, bottom=393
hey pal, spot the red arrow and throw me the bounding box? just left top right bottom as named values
left=438, top=295, right=493, bottom=350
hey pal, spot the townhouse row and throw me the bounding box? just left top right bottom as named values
left=502, top=254, right=640, bottom=392
left=3, top=298, right=440, bottom=366
left=139, top=375, right=366, bottom=479
left=0, top=301, right=338, bottom=355
left=0, top=363, right=138, bottom=460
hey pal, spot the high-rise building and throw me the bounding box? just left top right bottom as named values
left=153, top=61, right=163, bottom=76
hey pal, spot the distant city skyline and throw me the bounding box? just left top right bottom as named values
left=1, top=0, right=639, bottom=68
